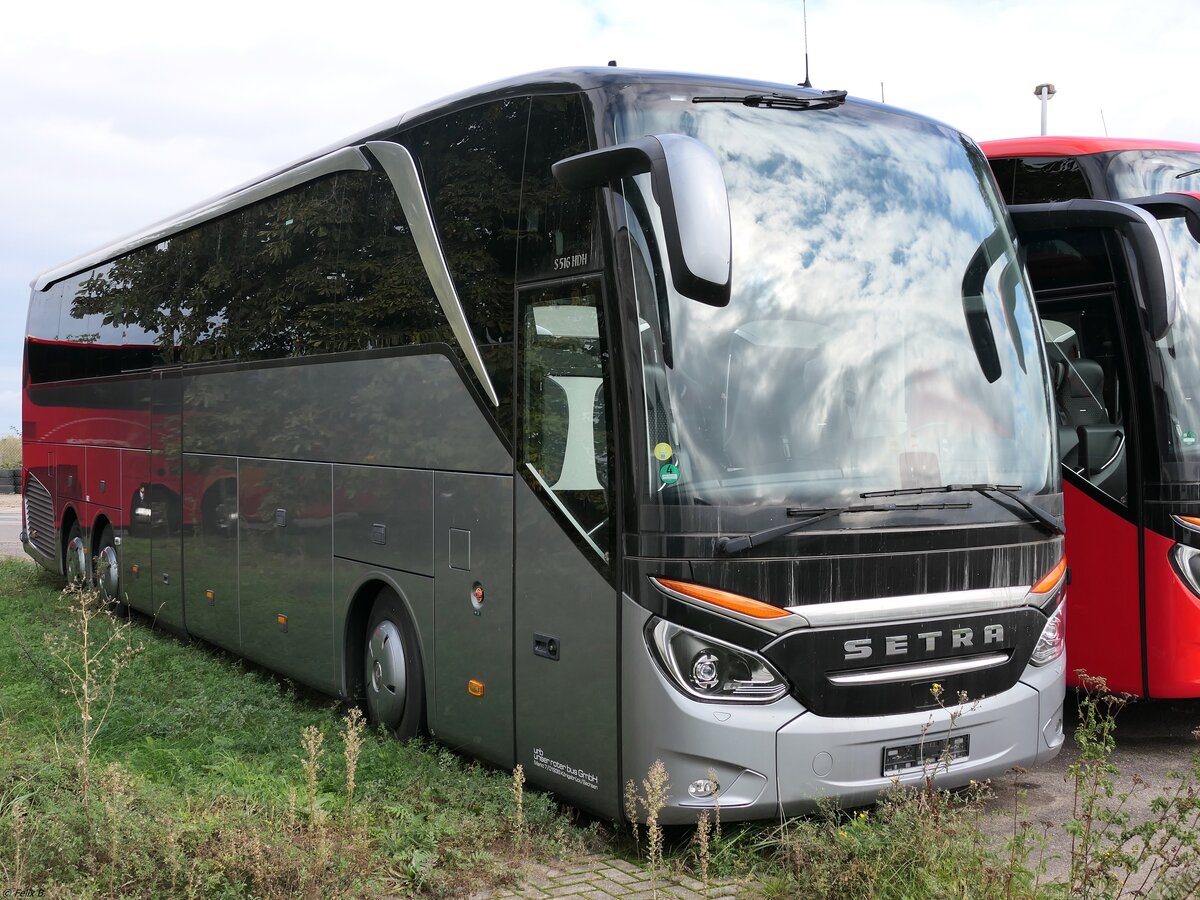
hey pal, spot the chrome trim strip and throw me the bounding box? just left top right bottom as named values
left=1099, top=432, right=1125, bottom=472
left=365, top=140, right=500, bottom=407
left=827, top=651, right=1009, bottom=686
left=32, top=147, right=372, bottom=292
left=785, top=585, right=1031, bottom=628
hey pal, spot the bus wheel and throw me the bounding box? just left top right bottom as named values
left=94, top=524, right=127, bottom=616
left=364, top=589, right=425, bottom=739
left=65, top=522, right=86, bottom=585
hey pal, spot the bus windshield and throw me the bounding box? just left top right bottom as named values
left=613, top=88, right=1055, bottom=529
left=1154, top=217, right=1200, bottom=482
left=1105, top=149, right=1200, bottom=197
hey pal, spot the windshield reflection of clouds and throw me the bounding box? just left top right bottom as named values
left=1106, top=150, right=1200, bottom=197
left=1156, top=220, right=1200, bottom=479
left=616, top=92, right=1053, bottom=513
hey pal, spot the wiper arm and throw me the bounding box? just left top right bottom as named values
left=860, top=484, right=1064, bottom=535
left=718, top=501, right=971, bottom=556
left=693, top=90, right=848, bottom=111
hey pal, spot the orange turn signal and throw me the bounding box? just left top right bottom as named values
left=653, top=578, right=791, bottom=619
left=1177, top=515, right=1200, bottom=530
left=468, top=679, right=484, bottom=697
left=1031, top=556, right=1067, bottom=594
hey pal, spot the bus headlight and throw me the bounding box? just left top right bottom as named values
left=647, top=619, right=788, bottom=703
left=1029, top=599, right=1066, bottom=667
left=1171, top=544, right=1200, bottom=598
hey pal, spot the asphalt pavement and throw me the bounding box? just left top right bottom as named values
left=0, top=493, right=21, bottom=559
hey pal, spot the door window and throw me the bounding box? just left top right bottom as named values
left=518, top=279, right=613, bottom=560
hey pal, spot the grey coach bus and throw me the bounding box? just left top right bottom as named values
left=28, top=67, right=1161, bottom=822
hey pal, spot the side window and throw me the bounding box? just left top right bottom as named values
left=519, top=94, right=598, bottom=280
left=28, top=266, right=161, bottom=384
left=519, top=279, right=613, bottom=560
left=1041, top=299, right=1130, bottom=504
left=61, top=170, right=443, bottom=367
left=991, top=155, right=1092, bottom=204
left=405, top=98, right=529, bottom=431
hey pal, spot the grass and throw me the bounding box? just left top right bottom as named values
left=0, top=558, right=588, bottom=897
left=6, top=550, right=1200, bottom=898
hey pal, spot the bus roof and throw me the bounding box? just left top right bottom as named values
left=31, top=67, right=942, bottom=292
left=980, top=135, right=1200, bottom=158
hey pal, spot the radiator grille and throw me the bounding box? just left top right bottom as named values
left=23, top=474, right=55, bottom=559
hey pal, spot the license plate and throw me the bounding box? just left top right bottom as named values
left=882, top=734, right=970, bottom=777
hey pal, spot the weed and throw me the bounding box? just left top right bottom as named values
left=693, top=809, right=712, bottom=893
left=511, top=763, right=529, bottom=853
left=299, top=724, right=325, bottom=828
left=340, top=706, right=365, bottom=813
left=1058, top=671, right=1200, bottom=898
left=43, top=581, right=142, bottom=810
left=624, top=776, right=641, bottom=857
left=642, top=760, right=669, bottom=893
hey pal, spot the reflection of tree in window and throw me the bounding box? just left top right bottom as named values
left=406, top=99, right=528, bottom=432
left=70, top=171, right=448, bottom=366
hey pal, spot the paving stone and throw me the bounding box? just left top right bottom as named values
left=600, top=867, right=639, bottom=884
left=544, top=885, right=600, bottom=897
left=548, top=871, right=595, bottom=886
left=608, top=858, right=644, bottom=874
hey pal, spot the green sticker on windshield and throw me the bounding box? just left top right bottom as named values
left=659, top=463, right=680, bottom=485
left=1185, top=431, right=1197, bottom=446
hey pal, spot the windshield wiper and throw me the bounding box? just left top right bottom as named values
left=718, top=501, right=971, bottom=556
left=1175, top=168, right=1200, bottom=180
left=860, top=484, right=1064, bottom=535
left=693, top=90, right=848, bottom=111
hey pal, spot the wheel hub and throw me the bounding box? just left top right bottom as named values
left=97, top=545, right=120, bottom=601
left=366, top=620, right=407, bottom=728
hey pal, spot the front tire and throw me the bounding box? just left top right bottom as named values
left=64, top=521, right=86, bottom=585
left=364, top=588, right=426, bottom=739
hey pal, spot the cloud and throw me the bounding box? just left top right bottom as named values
left=3, top=0, right=1198, bottom=438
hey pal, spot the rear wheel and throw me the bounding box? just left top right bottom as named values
left=64, top=521, right=86, bottom=585
left=364, top=588, right=426, bottom=739
left=93, top=524, right=126, bottom=615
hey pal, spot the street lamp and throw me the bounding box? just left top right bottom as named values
left=1034, top=83, right=1057, bottom=136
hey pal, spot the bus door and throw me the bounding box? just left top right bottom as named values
left=1008, top=206, right=1156, bottom=696
left=1035, top=288, right=1142, bottom=694
left=1125, top=196, right=1200, bottom=696
left=512, top=278, right=620, bottom=818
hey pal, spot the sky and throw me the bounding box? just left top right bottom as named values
left=3, top=0, right=1198, bottom=437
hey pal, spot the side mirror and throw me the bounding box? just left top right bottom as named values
left=1124, top=192, right=1200, bottom=244
left=1009, top=199, right=1177, bottom=341
left=553, top=134, right=731, bottom=307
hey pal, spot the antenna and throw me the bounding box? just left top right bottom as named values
left=1100, top=108, right=1109, bottom=136
left=800, top=0, right=811, bottom=88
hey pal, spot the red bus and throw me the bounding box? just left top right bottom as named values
left=983, top=136, right=1200, bottom=697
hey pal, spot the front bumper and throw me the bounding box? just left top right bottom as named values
left=621, top=595, right=1066, bottom=824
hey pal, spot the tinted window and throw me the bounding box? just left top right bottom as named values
left=27, top=268, right=161, bottom=383
left=56, top=170, right=445, bottom=370
left=406, top=98, right=529, bottom=430
left=990, top=156, right=1091, bottom=204
left=519, top=94, right=598, bottom=280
